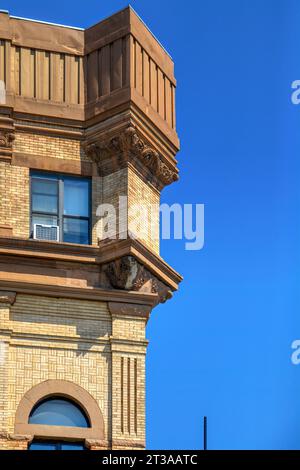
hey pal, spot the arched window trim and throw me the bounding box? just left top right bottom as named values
left=14, top=380, right=105, bottom=445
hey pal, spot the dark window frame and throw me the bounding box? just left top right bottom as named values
left=30, top=171, right=92, bottom=245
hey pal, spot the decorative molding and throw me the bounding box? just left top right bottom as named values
left=0, top=109, right=15, bottom=161
left=0, top=280, right=156, bottom=307
left=86, top=125, right=178, bottom=190
left=0, top=291, right=16, bottom=305
left=102, top=255, right=173, bottom=304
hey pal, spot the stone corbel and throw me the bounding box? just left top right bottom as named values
left=101, top=255, right=173, bottom=305
left=0, top=291, right=16, bottom=305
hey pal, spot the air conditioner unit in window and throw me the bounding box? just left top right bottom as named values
left=33, top=224, right=59, bottom=242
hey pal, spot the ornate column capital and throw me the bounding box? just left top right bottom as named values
left=0, top=107, right=15, bottom=162
left=86, top=125, right=178, bottom=190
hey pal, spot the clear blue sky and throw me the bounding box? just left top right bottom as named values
left=4, top=0, right=300, bottom=450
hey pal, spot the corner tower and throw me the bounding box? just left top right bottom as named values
left=0, top=7, right=181, bottom=450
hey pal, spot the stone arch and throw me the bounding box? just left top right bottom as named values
left=14, top=380, right=105, bottom=442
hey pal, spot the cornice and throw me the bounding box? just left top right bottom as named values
left=0, top=236, right=182, bottom=291
left=0, top=279, right=157, bottom=307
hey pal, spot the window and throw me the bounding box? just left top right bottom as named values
left=29, top=397, right=90, bottom=428
left=28, top=397, right=90, bottom=451
left=31, top=172, right=91, bottom=245
left=29, top=441, right=86, bottom=451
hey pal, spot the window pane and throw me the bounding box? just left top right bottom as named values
left=29, top=398, right=89, bottom=427
left=32, top=178, right=58, bottom=214
left=32, top=214, right=58, bottom=227
left=63, top=218, right=89, bottom=245
left=32, top=178, right=58, bottom=196
left=61, top=443, right=85, bottom=450
left=30, top=442, right=58, bottom=450
left=64, top=178, right=89, bottom=217
left=32, top=194, right=58, bottom=214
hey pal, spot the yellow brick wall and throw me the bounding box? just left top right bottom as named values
left=128, top=168, right=160, bottom=254
left=2, top=295, right=111, bottom=436
left=0, top=161, right=30, bottom=238
left=14, top=132, right=88, bottom=161
left=0, top=294, right=147, bottom=448
left=93, top=169, right=128, bottom=244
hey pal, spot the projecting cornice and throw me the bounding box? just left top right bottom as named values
left=86, top=125, right=178, bottom=190
left=0, top=7, right=179, bottom=154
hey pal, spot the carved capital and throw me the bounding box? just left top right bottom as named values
left=86, top=126, right=178, bottom=189
left=101, top=255, right=173, bottom=304
left=0, top=109, right=15, bottom=161
left=0, top=107, right=15, bottom=160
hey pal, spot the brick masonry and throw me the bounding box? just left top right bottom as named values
left=0, top=295, right=147, bottom=449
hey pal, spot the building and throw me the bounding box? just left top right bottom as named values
left=0, top=7, right=181, bottom=450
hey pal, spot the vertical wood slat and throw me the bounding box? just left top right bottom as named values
left=50, top=52, right=64, bottom=102
left=87, top=50, right=98, bottom=102
left=9, top=45, right=16, bottom=94
left=150, top=59, right=157, bottom=111
left=15, top=47, right=21, bottom=95
left=65, top=55, right=80, bottom=104
left=97, top=48, right=102, bottom=97
left=135, top=41, right=143, bottom=96
left=165, top=77, right=172, bottom=127
left=157, top=68, right=165, bottom=119
left=36, top=50, right=50, bottom=100
left=171, top=84, right=176, bottom=129
left=142, top=50, right=150, bottom=102
left=122, top=37, right=128, bottom=87
left=0, top=40, right=5, bottom=83
left=5, top=41, right=11, bottom=93
left=100, top=44, right=110, bottom=96
left=111, top=38, right=122, bottom=91
left=78, top=56, right=84, bottom=104
left=21, top=48, right=35, bottom=98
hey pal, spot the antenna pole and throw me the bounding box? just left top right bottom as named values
left=203, top=416, right=207, bottom=450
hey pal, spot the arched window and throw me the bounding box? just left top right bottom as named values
left=28, top=397, right=90, bottom=450
left=15, top=380, right=105, bottom=450
left=29, top=397, right=90, bottom=428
